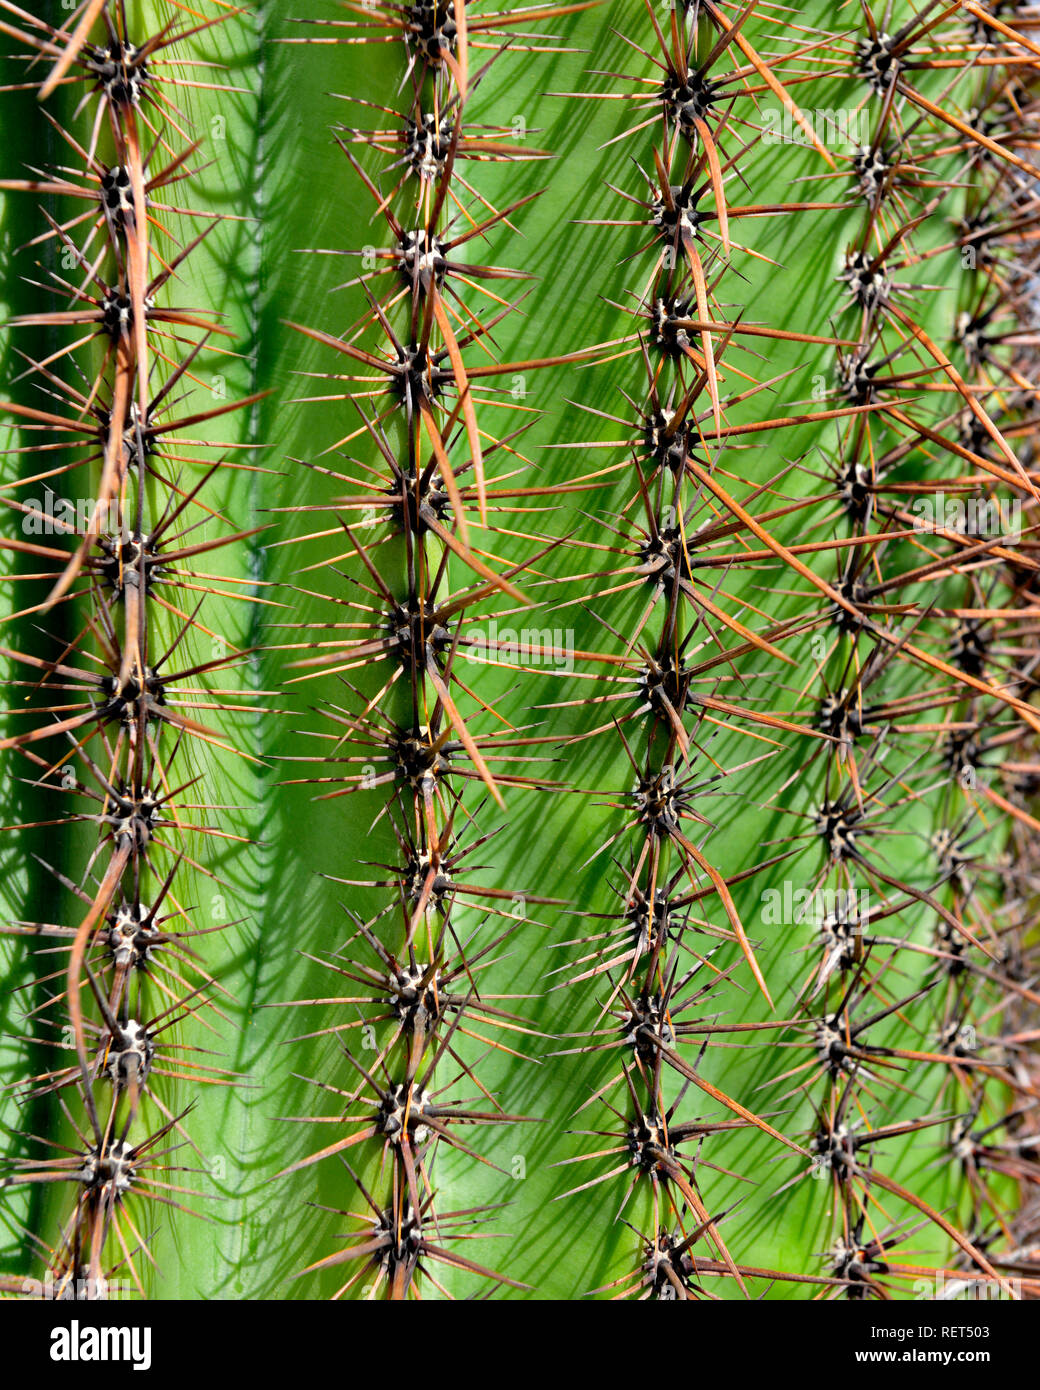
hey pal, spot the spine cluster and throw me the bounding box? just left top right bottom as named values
left=548, top=0, right=1040, bottom=1299
left=276, top=0, right=596, bottom=1296
left=0, top=3, right=255, bottom=1298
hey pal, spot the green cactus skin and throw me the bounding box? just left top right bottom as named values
left=1, top=0, right=1039, bottom=1303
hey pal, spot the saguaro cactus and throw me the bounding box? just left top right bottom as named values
left=1, top=0, right=1039, bottom=1302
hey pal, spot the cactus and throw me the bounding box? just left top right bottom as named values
left=1, top=0, right=1039, bottom=1304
